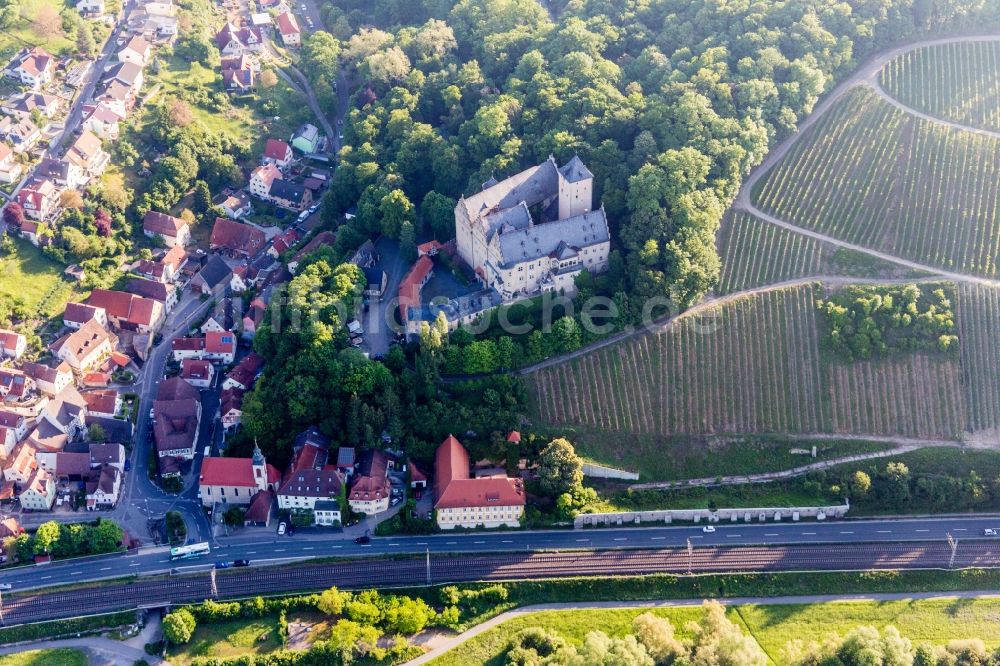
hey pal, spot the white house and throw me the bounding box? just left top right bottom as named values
left=0, top=329, right=27, bottom=360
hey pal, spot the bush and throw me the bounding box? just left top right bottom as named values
left=162, top=609, right=196, bottom=644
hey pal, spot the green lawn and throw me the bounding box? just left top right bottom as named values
left=0, top=0, right=77, bottom=61
left=0, top=649, right=87, bottom=666
left=0, top=236, right=85, bottom=318
left=429, top=597, right=1000, bottom=666
left=166, top=615, right=283, bottom=665
left=550, top=427, right=895, bottom=482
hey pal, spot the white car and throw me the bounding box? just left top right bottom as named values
left=985, top=528, right=998, bottom=536
left=702, top=525, right=715, bottom=533
left=0, top=583, right=11, bottom=591
left=277, top=522, right=287, bottom=535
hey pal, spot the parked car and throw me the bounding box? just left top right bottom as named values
left=390, top=497, right=402, bottom=507
left=0, top=583, right=11, bottom=590
left=354, top=535, right=370, bottom=544
left=214, top=561, right=230, bottom=569
left=233, top=559, right=250, bottom=567
left=277, top=522, right=287, bottom=535
left=986, top=528, right=998, bottom=536
left=702, top=525, right=715, bottom=533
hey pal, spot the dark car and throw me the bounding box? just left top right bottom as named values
left=214, top=561, right=230, bottom=569
left=354, top=535, right=370, bottom=544
left=233, top=559, right=250, bottom=567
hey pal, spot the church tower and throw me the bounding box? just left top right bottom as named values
left=557, top=155, right=594, bottom=220
left=252, top=441, right=268, bottom=492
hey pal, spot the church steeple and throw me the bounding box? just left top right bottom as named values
left=252, top=440, right=268, bottom=491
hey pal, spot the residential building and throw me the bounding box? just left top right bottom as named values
left=347, top=449, right=391, bottom=515
left=220, top=54, right=255, bottom=93
left=170, top=330, right=236, bottom=364
left=135, top=244, right=186, bottom=283
left=153, top=377, right=201, bottom=462
left=117, top=36, right=151, bottom=67
left=0, top=517, right=22, bottom=539
left=267, top=179, right=311, bottom=212
left=76, top=0, right=105, bottom=15
left=85, top=464, right=121, bottom=509
left=190, top=255, right=233, bottom=296
left=276, top=12, right=300, bottom=47
left=17, top=179, right=58, bottom=221
left=82, top=102, right=125, bottom=141
left=87, top=289, right=164, bottom=334
left=248, top=163, right=281, bottom=200
left=82, top=389, right=120, bottom=418
left=94, top=80, right=133, bottom=115
left=199, top=443, right=279, bottom=506
left=336, top=447, right=355, bottom=477
left=1, top=92, right=61, bottom=120
left=89, top=442, right=125, bottom=469
left=268, top=228, right=300, bottom=258
left=433, top=435, right=525, bottom=529
left=276, top=427, right=342, bottom=520
left=124, top=277, right=177, bottom=311
left=180, top=359, right=214, bottom=388
left=0, top=367, right=31, bottom=405
left=363, top=268, right=387, bottom=301
left=35, top=157, right=85, bottom=189
left=242, top=298, right=267, bottom=340
left=213, top=190, right=253, bottom=219
left=22, top=362, right=72, bottom=397
left=455, top=156, right=610, bottom=302
left=7, top=47, right=55, bottom=89
left=142, top=211, right=191, bottom=247
left=0, top=116, right=41, bottom=153
left=223, top=352, right=263, bottom=391
left=102, top=61, right=144, bottom=94
left=52, top=319, right=118, bottom=373
left=291, top=124, right=320, bottom=154
left=219, top=387, right=243, bottom=430
left=0, top=329, right=26, bottom=360
left=262, top=139, right=293, bottom=169
left=0, top=143, right=21, bottom=183
left=19, top=468, right=55, bottom=510
left=63, top=302, right=108, bottom=330
left=215, top=22, right=264, bottom=56
left=4, top=442, right=37, bottom=483
left=210, top=217, right=266, bottom=258
left=64, top=130, right=111, bottom=181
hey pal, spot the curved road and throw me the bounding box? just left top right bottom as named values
left=734, top=33, right=1000, bottom=285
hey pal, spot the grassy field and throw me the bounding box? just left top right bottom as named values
left=166, top=615, right=283, bottom=665
left=0, top=0, right=76, bottom=61
left=429, top=597, right=1000, bottom=666
left=0, top=236, right=85, bottom=319
left=717, top=212, right=926, bottom=295
left=0, top=649, right=86, bottom=666
left=527, top=283, right=972, bottom=471
left=880, top=40, right=1000, bottom=132
left=752, top=86, right=1000, bottom=278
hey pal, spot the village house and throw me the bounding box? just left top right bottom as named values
left=4, top=442, right=37, bottom=484
left=277, top=427, right=343, bottom=523
left=215, top=21, right=264, bottom=56
left=86, top=463, right=121, bottom=509
left=27, top=385, right=88, bottom=452
left=434, top=435, right=525, bottom=529
left=20, top=467, right=56, bottom=510
left=117, top=35, right=151, bottom=67
left=220, top=54, right=255, bottom=94
left=213, top=190, right=253, bottom=219
left=35, top=157, right=85, bottom=190
left=102, top=61, right=144, bottom=95
left=0, top=517, right=22, bottom=539
left=22, top=362, right=73, bottom=397
left=170, top=330, right=236, bottom=364
left=7, top=47, right=56, bottom=89
left=87, top=289, right=165, bottom=335
left=210, top=217, right=266, bottom=259
left=1, top=92, right=61, bottom=120
left=94, top=80, right=134, bottom=116
left=267, top=179, right=311, bottom=212
left=0, top=366, right=30, bottom=403
left=336, top=447, right=355, bottom=477
left=248, top=163, right=281, bottom=200
left=199, top=443, right=279, bottom=509
left=82, top=102, right=125, bottom=141
left=180, top=359, right=215, bottom=388
left=135, top=244, right=186, bottom=283
left=124, top=277, right=177, bottom=311
left=219, top=387, right=243, bottom=431
left=347, top=449, right=391, bottom=515
left=0, top=411, right=29, bottom=456
left=0, top=143, right=21, bottom=183
left=83, top=389, right=120, bottom=419
left=190, top=255, right=233, bottom=296
left=276, top=12, right=301, bottom=47
left=153, top=377, right=201, bottom=465
left=52, top=318, right=118, bottom=374
left=455, top=156, right=610, bottom=303
left=90, top=442, right=125, bottom=469
left=268, top=228, right=300, bottom=258
left=64, top=130, right=111, bottom=181
left=223, top=352, right=263, bottom=391
left=63, top=302, right=108, bottom=330
left=0, top=116, right=41, bottom=153
left=241, top=297, right=267, bottom=341
left=0, top=329, right=26, bottom=360
left=142, top=210, right=191, bottom=247
left=262, top=139, right=294, bottom=170
left=17, top=178, right=58, bottom=221
left=76, top=0, right=105, bottom=17
left=291, top=124, right=320, bottom=154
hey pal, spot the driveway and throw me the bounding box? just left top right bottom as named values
left=360, top=238, right=407, bottom=356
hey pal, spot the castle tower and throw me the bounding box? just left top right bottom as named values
left=251, top=441, right=268, bottom=492
left=557, top=155, right=594, bottom=220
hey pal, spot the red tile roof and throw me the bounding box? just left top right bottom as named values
left=143, top=210, right=187, bottom=237
left=434, top=435, right=524, bottom=510
left=200, top=457, right=280, bottom=487
left=64, top=302, right=104, bottom=325
left=205, top=330, right=236, bottom=355
left=83, top=389, right=118, bottom=415
left=171, top=337, right=205, bottom=352
left=263, top=138, right=291, bottom=161
left=276, top=12, right=300, bottom=35
left=245, top=489, right=273, bottom=523
left=210, top=217, right=266, bottom=257
left=181, top=359, right=213, bottom=381
left=398, top=256, right=434, bottom=321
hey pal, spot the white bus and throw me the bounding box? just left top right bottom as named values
left=170, top=542, right=210, bottom=560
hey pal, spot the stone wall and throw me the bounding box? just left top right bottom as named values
left=574, top=502, right=850, bottom=529
left=581, top=462, right=640, bottom=481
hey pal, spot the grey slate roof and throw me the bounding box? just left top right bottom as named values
left=460, top=157, right=559, bottom=220
left=196, top=255, right=232, bottom=290
left=496, top=209, right=609, bottom=267
left=559, top=155, right=593, bottom=183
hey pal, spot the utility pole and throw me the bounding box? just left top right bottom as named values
left=686, top=538, right=693, bottom=575
left=210, top=567, right=218, bottom=599
left=0, top=589, right=5, bottom=625
left=947, top=532, right=958, bottom=569
left=425, top=547, right=431, bottom=586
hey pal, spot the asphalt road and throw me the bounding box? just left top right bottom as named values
left=3, top=516, right=998, bottom=591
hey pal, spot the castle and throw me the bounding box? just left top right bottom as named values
left=455, top=156, right=611, bottom=303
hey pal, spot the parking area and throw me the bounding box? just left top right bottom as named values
left=360, top=238, right=408, bottom=356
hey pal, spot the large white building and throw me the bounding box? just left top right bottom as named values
left=455, top=156, right=610, bottom=302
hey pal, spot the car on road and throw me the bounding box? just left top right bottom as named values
left=390, top=496, right=402, bottom=507
left=214, top=561, right=230, bottom=569
left=277, top=522, right=287, bottom=535
left=354, top=535, right=370, bottom=544
left=986, top=528, right=998, bottom=536
left=234, top=559, right=250, bottom=567
left=0, top=583, right=11, bottom=590
left=702, top=525, right=715, bottom=533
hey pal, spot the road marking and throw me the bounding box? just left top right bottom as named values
left=100, top=567, right=111, bottom=571
left=360, top=544, right=371, bottom=548
left=274, top=549, right=286, bottom=553
left=474, top=541, right=485, bottom=544
left=246, top=551, right=256, bottom=555
left=916, top=529, right=929, bottom=532
left=613, top=538, right=627, bottom=541
left=954, top=528, right=967, bottom=532
left=130, top=563, right=140, bottom=567
left=877, top=530, right=892, bottom=534
left=388, top=543, right=400, bottom=546
left=502, top=540, right=513, bottom=543
left=416, top=542, right=427, bottom=545
left=576, top=539, right=589, bottom=542
left=302, top=547, right=314, bottom=551
left=41, top=576, right=51, bottom=580
left=726, top=534, right=742, bottom=538
left=764, top=533, right=779, bottom=537
left=445, top=541, right=457, bottom=545
left=651, top=537, right=666, bottom=540
left=840, top=531, right=854, bottom=534
left=71, top=571, right=82, bottom=575
left=331, top=546, right=342, bottom=549
left=802, top=532, right=817, bottom=536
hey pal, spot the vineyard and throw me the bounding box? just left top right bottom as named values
left=717, top=212, right=919, bottom=294
left=879, top=40, right=1000, bottom=132
left=957, top=284, right=1000, bottom=434
left=752, top=86, right=1000, bottom=278
left=528, top=283, right=982, bottom=447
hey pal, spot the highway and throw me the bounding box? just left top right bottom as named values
left=2, top=516, right=998, bottom=591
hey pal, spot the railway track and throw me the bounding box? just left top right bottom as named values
left=3, top=542, right=999, bottom=627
